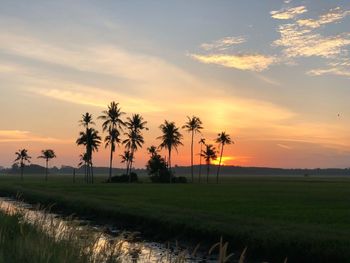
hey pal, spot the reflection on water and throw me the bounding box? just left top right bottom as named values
left=0, top=197, right=218, bottom=263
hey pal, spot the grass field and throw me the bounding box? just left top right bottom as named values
left=1, top=175, right=350, bottom=262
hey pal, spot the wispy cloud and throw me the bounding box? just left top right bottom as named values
left=26, top=85, right=164, bottom=113
left=273, top=24, right=350, bottom=58
left=200, top=36, right=246, bottom=51
left=255, top=74, right=281, bottom=86
left=0, top=130, right=69, bottom=143
left=297, top=7, right=350, bottom=29
left=190, top=53, right=276, bottom=72
left=270, top=6, right=307, bottom=20
left=277, top=143, right=293, bottom=150
left=307, top=67, right=350, bottom=78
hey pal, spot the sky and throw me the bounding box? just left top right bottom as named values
left=1, top=0, right=350, bottom=169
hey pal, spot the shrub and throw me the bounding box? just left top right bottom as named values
left=109, top=173, right=138, bottom=183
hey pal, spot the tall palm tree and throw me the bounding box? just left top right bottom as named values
left=14, top=149, right=31, bottom=181
left=215, top=132, right=233, bottom=184
left=123, top=130, right=145, bottom=182
left=182, top=116, right=203, bottom=183
left=76, top=127, right=101, bottom=184
left=123, top=114, right=148, bottom=182
left=78, top=153, right=89, bottom=182
left=79, top=112, right=95, bottom=182
left=104, top=128, right=121, bottom=182
left=198, top=138, right=206, bottom=183
left=99, top=102, right=125, bottom=181
left=79, top=112, right=95, bottom=128
left=120, top=150, right=132, bottom=174
left=38, top=149, right=56, bottom=181
left=157, top=120, right=183, bottom=183
left=147, top=145, right=158, bottom=158
left=201, top=144, right=217, bottom=184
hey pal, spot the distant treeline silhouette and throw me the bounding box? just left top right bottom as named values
left=3, top=164, right=350, bottom=177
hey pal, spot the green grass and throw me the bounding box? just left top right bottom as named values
left=0, top=210, right=89, bottom=263
left=1, top=175, right=350, bottom=262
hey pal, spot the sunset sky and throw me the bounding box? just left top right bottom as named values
left=1, top=0, right=350, bottom=169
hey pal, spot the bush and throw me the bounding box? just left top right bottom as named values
left=172, top=176, right=187, bottom=184
left=109, top=172, right=138, bottom=183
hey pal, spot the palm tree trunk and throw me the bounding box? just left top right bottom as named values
left=85, top=161, right=87, bottom=183
left=20, top=162, right=24, bottom=181
left=199, top=144, right=203, bottom=183
left=206, top=162, right=209, bottom=184
left=216, top=145, right=224, bottom=184
left=91, top=161, right=94, bottom=184
left=126, top=160, right=130, bottom=176
left=168, top=148, right=172, bottom=183
left=108, top=146, right=113, bottom=182
left=191, top=131, right=194, bottom=183
left=129, top=150, right=134, bottom=183
left=45, top=159, right=48, bottom=182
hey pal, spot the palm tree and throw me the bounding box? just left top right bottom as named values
left=79, top=112, right=95, bottom=128
left=38, top=149, right=56, bottom=181
left=123, top=114, right=148, bottom=182
left=78, top=153, right=89, bottom=182
left=76, top=127, right=101, bottom=184
left=120, top=150, right=132, bottom=174
left=79, top=112, right=95, bottom=182
left=182, top=116, right=203, bottom=183
left=215, top=132, right=233, bottom=184
left=198, top=138, right=206, bottom=183
left=123, top=130, right=145, bottom=182
left=157, top=120, right=183, bottom=183
left=14, top=149, right=31, bottom=181
left=98, top=102, right=125, bottom=182
left=104, top=128, right=121, bottom=182
left=147, top=145, right=158, bottom=158
left=201, top=144, right=217, bottom=183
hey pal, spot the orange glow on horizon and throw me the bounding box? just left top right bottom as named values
left=211, top=156, right=235, bottom=166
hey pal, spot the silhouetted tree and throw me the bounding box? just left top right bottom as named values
left=79, top=112, right=95, bottom=128
left=38, top=149, right=56, bottom=181
left=201, top=144, right=217, bottom=183
left=198, top=137, right=206, bottom=183
left=146, top=145, right=170, bottom=183
left=123, top=114, right=148, bottom=182
left=157, top=120, right=183, bottom=183
left=120, top=150, right=132, bottom=175
left=14, top=149, right=31, bottom=181
left=79, top=113, right=95, bottom=183
left=76, top=127, right=101, bottom=184
left=104, top=128, right=121, bottom=181
left=182, top=116, right=203, bottom=183
left=78, top=153, right=89, bottom=181
left=98, top=102, right=125, bottom=182
left=216, top=132, right=233, bottom=184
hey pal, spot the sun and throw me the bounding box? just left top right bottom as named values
left=212, top=156, right=235, bottom=166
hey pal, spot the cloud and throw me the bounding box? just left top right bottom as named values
left=297, top=7, right=350, bottom=29
left=307, top=67, right=350, bottom=78
left=0, top=130, right=69, bottom=143
left=0, top=32, right=202, bottom=96
left=255, top=74, right=281, bottom=86
left=273, top=24, right=350, bottom=58
left=270, top=6, right=307, bottom=20
left=200, top=36, right=246, bottom=51
left=190, top=53, right=276, bottom=71
left=277, top=143, right=293, bottom=150
left=25, top=85, right=164, bottom=113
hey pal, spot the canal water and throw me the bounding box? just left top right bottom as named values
left=0, top=197, right=222, bottom=263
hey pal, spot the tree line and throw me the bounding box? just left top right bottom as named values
left=13, top=101, right=233, bottom=183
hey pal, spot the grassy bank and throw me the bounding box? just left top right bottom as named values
left=0, top=210, right=89, bottom=263
left=1, top=175, right=350, bottom=262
